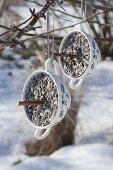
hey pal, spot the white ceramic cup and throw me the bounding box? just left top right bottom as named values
left=23, top=58, right=71, bottom=140
left=59, top=22, right=101, bottom=89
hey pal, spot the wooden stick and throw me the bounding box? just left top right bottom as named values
left=54, top=52, right=77, bottom=58
left=45, top=52, right=77, bottom=58
left=17, top=100, right=47, bottom=106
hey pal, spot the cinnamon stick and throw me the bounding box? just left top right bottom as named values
left=17, top=100, right=47, bottom=106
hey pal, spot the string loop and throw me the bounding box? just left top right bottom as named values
left=80, top=0, right=91, bottom=35
left=51, top=2, right=56, bottom=62
left=47, top=3, right=56, bottom=63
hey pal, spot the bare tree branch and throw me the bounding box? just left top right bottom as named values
left=0, top=0, right=55, bottom=48
left=23, top=10, right=106, bottom=42
left=0, top=0, right=112, bottom=49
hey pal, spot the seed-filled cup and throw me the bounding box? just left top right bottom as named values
left=59, top=22, right=101, bottom=89
left=23, top=58, right=71, bottom=140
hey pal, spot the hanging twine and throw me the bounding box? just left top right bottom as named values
left=51, top=3, right=56, bottom=61
left=47, top=8, right=50, bottom=58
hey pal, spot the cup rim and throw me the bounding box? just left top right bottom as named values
left=23, top=69, right=61, bottom=129
left=59, top=30, right=95, bottom=80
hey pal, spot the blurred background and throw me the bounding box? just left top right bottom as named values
left=0, top=0, right=113, bottom=170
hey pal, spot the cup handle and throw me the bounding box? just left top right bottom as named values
left=45, top=58, right=59, bottom=76
left=35, top=127, right=51, bottom=140
left=70, top=79, right=83, bottom=89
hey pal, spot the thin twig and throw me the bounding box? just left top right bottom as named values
left=0, top=0, right=5, bottom=17
left=0, top=0, right=56, bottom=48
left=0, top=0, right=111, bottom=48
left=25, top=0, right=43, bottom=7
left=0, top=16, right=32, bottom=37
left=66, top=0, right=113, bottom=11
left=0, top=25, right=10, bottom=30
left=96, top=37, right=113, bottom=41
left=0, top=0, right=55, bottom=38
left=23, top=10, right=106, bottom=42
left=49, top=8, right=113, bottom=27
left=24, top=34, right=113, bottom=42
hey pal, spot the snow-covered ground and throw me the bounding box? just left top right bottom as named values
left=9, top=143, right=113, bottom=170
left=0, top=59, right=113, bottom=170
left=77, top=60, right=113, bottom=144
